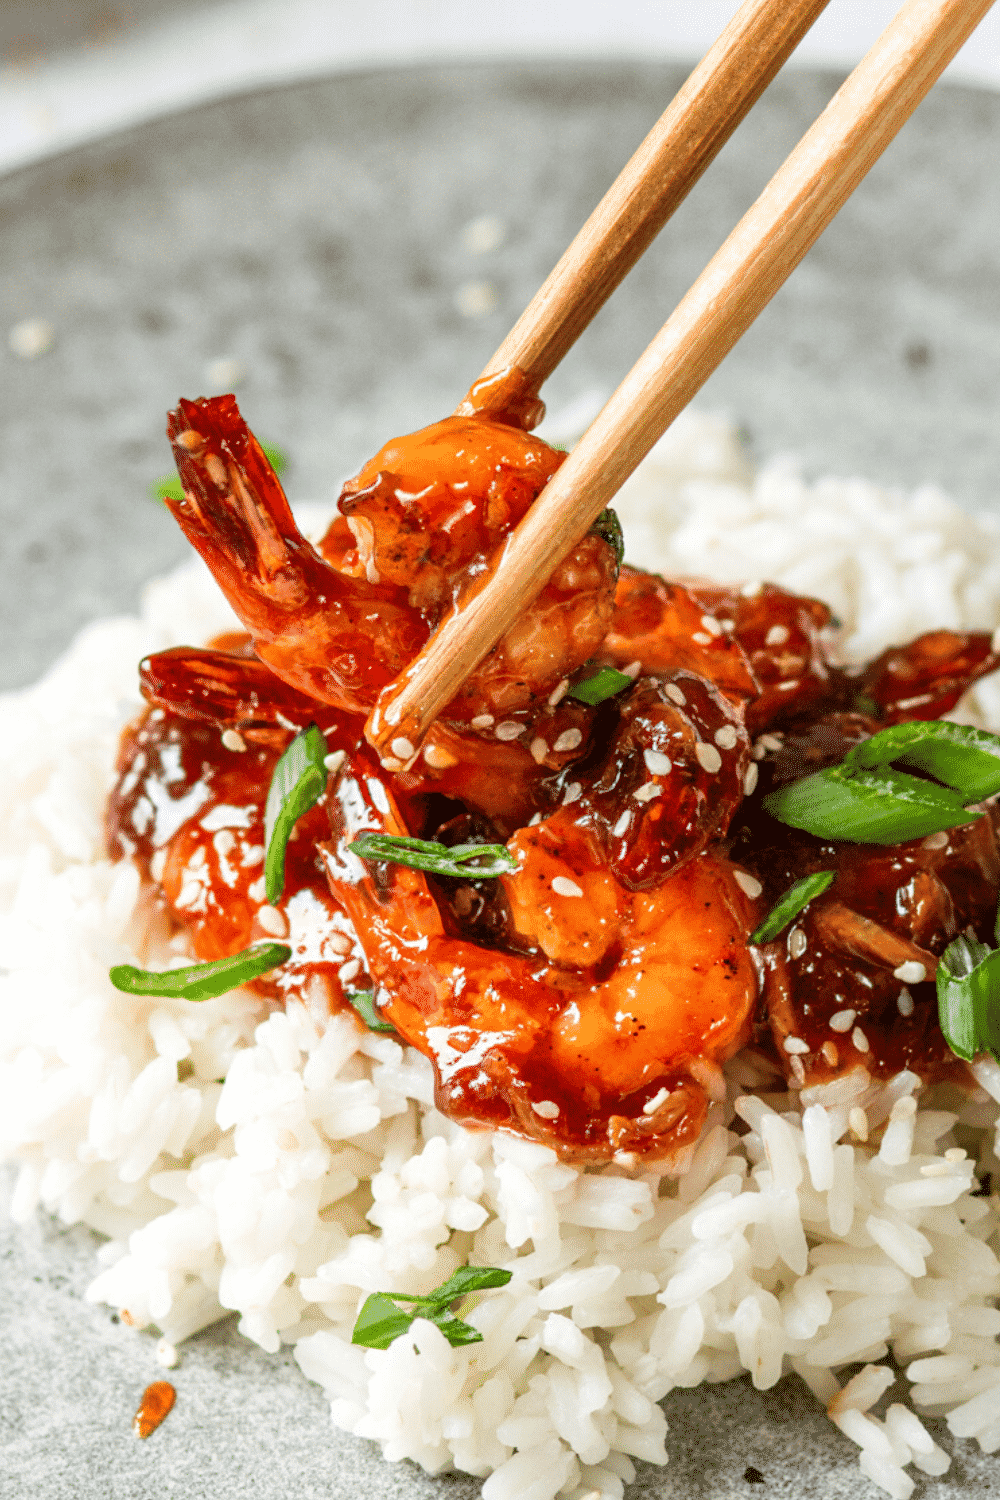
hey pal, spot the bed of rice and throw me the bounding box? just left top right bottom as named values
left=2, top=410, right=999, bottom=1500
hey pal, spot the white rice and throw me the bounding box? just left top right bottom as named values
left=2, top=409, right=999, bottom=1500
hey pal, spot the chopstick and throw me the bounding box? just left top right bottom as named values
left=456, top=0, right=833, bottom=424
left=369, top=0, right=994, bottom=760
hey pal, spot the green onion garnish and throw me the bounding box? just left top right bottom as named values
left=937, top=932, right=1000, bottom=1062
left=749, top=871, right=836, bottom=945
left=351, top=1265, right=512, bottom=1350
left=153, top=441, right=287, bottom=503
left=347, top=832, right=517, bottom=879
left=569, top=667, right=633, bottom=706
left=109, top=941, right=291, bottom=1001
left=763, top=721, right=1000, bottom=844
left=589, top=508, right=625, bottom=571
left=346, top=989, right=397, bottom=1034
left=264, top=724, right=329, bottom=903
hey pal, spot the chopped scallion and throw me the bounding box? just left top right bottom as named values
left=568, top=667, right=633, bottom=706
left=763, top=720, right=1000, bottom=845
left=937, top=932, right=1000, bottom=1062
left=351, top=1265, right=512, bottom=1350
left=749, top=871, right=835, bottom=945
left=109, top=941, right=291, bottom=1001
left=348, top=831, right=516, bottom=879
left=346, top=989, right=397, bottom=1034
left=264, top=724, right=329, bottom=903
left=589, top=508, right=624, bottom=571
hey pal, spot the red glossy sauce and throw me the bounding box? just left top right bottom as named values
left=133, top=1381, right=175, bottom=1439
left=105, top=394, right=1000, bottom=1159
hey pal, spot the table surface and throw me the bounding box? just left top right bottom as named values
left=2, top=54, right=999, bottom=1500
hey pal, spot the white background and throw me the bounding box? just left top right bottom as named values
left=2, top=0, right=999, bottom=176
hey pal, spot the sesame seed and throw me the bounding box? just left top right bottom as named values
left=692, top=632, right=713, bottom=646
left=391, top=737, right=415, bottom=760
left=213, top=829, right=236, bottom=858
left=897, top=987, right=915, bottom=1017
left=735, top=871, right=763, bottom=899
left=149, top=849, right=167, bottom=883
left=849, top=1107, right=869, bottom=1142
left=643, top=748, right=672, bottom=777
left=634, top=782, right=661, bottom=803
left=759, top=733, right=784, bottom=752
left=381, top=756, right=405, bottom=772
left=829, top=1009, right=856, bottom=1033
left=789, top=1055, right=806, bottom=1086
left=612, top=811, right=630, bottom=837
left=743, top=764, right=759, bottom=795
left=530, top=736, right=548, bottom=764
left=221, top=728, right=246, bottom=753
left=562, top=781, right=583, bottom=806
left=323, top=749, right=346, bottom=774
left=765, top=624, right=790, bottom=647
left=700, top=615, right=724, bottom=636
left=643, top=1086, right=671, bottom=1116
left=893, top=960, right=926, bottom=984
left=714, top=725, right=739, bottom=750
left=821, top=1040, right=839, bottom=1066
left=257, top=904, right=288, bottom=937
left=495, top=721, right=524, bottom=741
left=554, top=727, right=583, bottom=753
left=783, top=1035, right=809, bottom=1055
left=423, top=742, right=459, bottom=769
left=339, top=958, right=361, bottom=983
left=552, top=876, right=583, bottom=898
left=547, top=679, right=569, bottom=707
left=622, top=660, right=643, bottom=679
left=176, top=430, right=201, bottom=451
left=695, top=742, right=722, bottom=774
left=328, top=932, right=352, bottom=956
left=531, top=1100, right=560, bottom=1119
left=852, top=1026, right=870, bottom=1053
left=471, top=714, right=495, bottom=729
left=665, top=683, right=686, bottom=706
left=788, top=927, right=807, bottom=959
left=742, top=580, right=763, bottom=597
left=922, top=831, right=949, bottom=850
left=205, top=453, right=228, bottom=487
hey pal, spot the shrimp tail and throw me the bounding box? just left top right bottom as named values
left=164, top=396, right=428, bottom=712
left=139, top=645, right=329, bottom=731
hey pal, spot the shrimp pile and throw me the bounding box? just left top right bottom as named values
left=107, top=394, right=1000, bottom=1163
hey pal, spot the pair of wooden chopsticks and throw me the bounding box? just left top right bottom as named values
left=368, top=0, right=994, bottom=760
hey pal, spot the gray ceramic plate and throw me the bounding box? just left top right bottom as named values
left=1, top=61, right=998, bottom=1499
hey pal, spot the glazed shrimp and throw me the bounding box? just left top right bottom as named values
left=322, top=755, right=761, bottom=1163
left=164, top=397, right=619, bottom=730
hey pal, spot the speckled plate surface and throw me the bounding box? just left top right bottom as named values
left=1, top=60, right=998, bottom=1499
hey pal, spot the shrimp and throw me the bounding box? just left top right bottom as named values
left=322, top=752, right=761, bottom=1163
left=106, top=707, right=369, bottom=1010
left=163, top=396, right=619, bottom=729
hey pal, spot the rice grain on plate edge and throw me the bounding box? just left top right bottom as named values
left=1, top=410, right=998, bottom=1500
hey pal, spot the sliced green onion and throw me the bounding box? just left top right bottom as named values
left=346, top=989, right=397, bottom=1034
left=763, top=766, right=981, bottom=844
left=351, top=1266, right=512, bottom=1350
left=937, top=933, right=1000, bottom=1062
left=109, top=941, right=291, bottom=1001
left=749, top=871, right=836, bottom=945
left=568, top=667, right=633, bottom=706
left=348, top=831, right=516, bottom=879
left=264, top=724, right=329, bottom=903
left=153, top=440, right=287, bottom=503
left=590, top=508, right=624, bottom=571
left=841, top=721, right=1000, bottom=803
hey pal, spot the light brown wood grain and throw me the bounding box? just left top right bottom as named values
left=455, top=0, right=833, bottom=417
left=371, top=0, right=995, bottom=757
